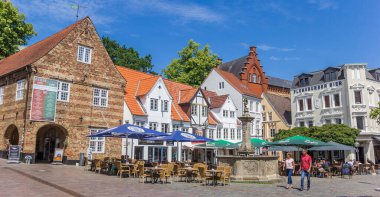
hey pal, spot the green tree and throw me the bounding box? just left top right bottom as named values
left=274, top=124, right=360, bottom=146
left=102, top=36, right=155, bottom=74
left=370, top=102, right=380, bottom=124
left=163, top=39, right=219, bottom=86
left=0, top=1, right=36, bottom=59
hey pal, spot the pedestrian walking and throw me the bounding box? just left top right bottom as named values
left=299, top=149, right=312, bottom=191
left=283, top=153, right=295, bottom=189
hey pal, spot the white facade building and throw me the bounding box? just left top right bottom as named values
left=291, top=64, right=380, bottom=163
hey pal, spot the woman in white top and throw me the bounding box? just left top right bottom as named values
left=283, top=153, right=295, bottom=189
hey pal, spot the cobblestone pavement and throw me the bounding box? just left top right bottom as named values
left=0, top=159, right=379, bottom=197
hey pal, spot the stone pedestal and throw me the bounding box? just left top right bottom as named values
left=217, top=155, right=281, bottom=182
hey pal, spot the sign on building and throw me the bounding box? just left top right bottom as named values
left=8, top=145, right=21, bottom=163
left=30, top=77, right=58, bottom=121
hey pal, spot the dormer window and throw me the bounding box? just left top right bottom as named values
left=299, top=77, right=309, bottom=87
left=324, top=71, right=337, bottom=82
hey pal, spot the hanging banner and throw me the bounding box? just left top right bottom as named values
left=8, top=145, right=21, bottom=163
left=30, top=77, right=58, bottom=122
left=53, top=148, right=64, bottom=163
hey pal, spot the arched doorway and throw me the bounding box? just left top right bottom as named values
left=35, top=124, right=67, bottom=163
left=4, top=125, right=19, bottom=146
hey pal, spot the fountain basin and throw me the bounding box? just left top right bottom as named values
left=217, top=155, right=281, bottom=182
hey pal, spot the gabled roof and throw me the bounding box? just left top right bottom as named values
left=179, top=88, right=198, bottom=104
left=219, top=56, right=291, bottom=89
left=213, top=68, right=260, bottom=98
left=207, top=95, right=228, bottom=109
left=135, top=76, right=160, bottom=97
left=208, top=112, right=219, bottom=125
left=264, top=93, right=291, bottom=125
left=0, top=17, right=87, bottom=76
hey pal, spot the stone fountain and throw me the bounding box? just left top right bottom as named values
left=217, top=99, right=280, bottom=182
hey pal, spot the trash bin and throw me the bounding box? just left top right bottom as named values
left=79, top=153, right=85, bottom=166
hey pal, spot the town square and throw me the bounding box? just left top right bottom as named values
left=0, top=0, right=379, bottom=196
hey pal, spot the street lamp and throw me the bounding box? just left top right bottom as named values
left=354, top=142, right=360, bottom=162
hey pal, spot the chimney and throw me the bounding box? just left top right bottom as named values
left=249, top=46, right=257, bottom=53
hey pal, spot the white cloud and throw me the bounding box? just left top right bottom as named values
left=257, top=44, right=295, bottom=52
left=12, top=0, right=113, bottom=25
left=308, top=0, right=338, bottom=10
left=270, top=56, right=300, bottom=61
left=240, top=42, right=250, bottom=48
left=124, top=0, right=224, bottom=23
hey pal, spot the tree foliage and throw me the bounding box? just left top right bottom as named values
left=0, top=1, right=36, bottom=59
left=274, top=124, right=360, bottom=146
left=370, top=102, right=380, bottom=124
left=163, top=39, right=219, bottom=87
left=102, top=36, right=155, bottom=74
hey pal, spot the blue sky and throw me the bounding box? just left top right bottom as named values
left=12, top=0, right=380, bottom=80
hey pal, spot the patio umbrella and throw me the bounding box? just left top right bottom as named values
left=308, top=141, right=355, bottom=151
left=269, top=135, right=330, bottom=148
left=225, top=138, right=270, bottom=149
left=267, top=146, right=300, bottom=152
left=145, top=130, right=213, bottom=162
left=194, top=140, right=233, bottom=149
left=87, top=124, right=168, bottom=159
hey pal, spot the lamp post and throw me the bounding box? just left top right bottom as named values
left=354, top=142, right=360, bottom=162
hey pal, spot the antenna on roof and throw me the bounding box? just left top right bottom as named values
left=70, top=1, right=87, bottom=21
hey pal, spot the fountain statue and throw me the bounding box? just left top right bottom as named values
left=217, top=98, right=280, bottom=182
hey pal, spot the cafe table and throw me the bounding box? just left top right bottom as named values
left=145, top=167, right=165, bottom=184
left=179, top=167, right=199, bottom=182
left=206, top=169, right=223, bottom=186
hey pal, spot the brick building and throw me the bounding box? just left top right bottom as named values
left=0, top=17, right=125, bottom=164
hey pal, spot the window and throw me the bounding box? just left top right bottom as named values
left=324, top=72, right=337, bottom=82
left=252, top=74, right=257, bottom=83
left=149, top=122, right=158, bottom=130
left=161, top=123, right=169, bottom=133
left=325, top=119, right=331, bottom=124
left=237, top=129, right=242, bottom=140
left=161, top=100, right=169, bottom=112
left=324, top=95, right=330, bottom=108
left=270, top=128, right=276, bottom=138
left=230, top=111, right=235, bottom=118
left=255, top=120, right=260, bottom=136
left=223, top=110, right=228, bottom=117
left=89, top=128, right=105, bottom=153
left=299, top=121, right=305, bottom=127
left=173, top=124, right=180, bottom=132
left=93, top=88, right=108, bottom=107
left=57, top=81, right=70, bottom=102
left=150, top=98, right=158, bottom=111
left=218, top=82, right=224, bottom=89
left=258, top=76, right=262, bottom=84
left=262, top=113, right=266, bottom=121
left=268, top=112, right=272, bottom=121
left=15, top=79, right=25, bottom=101
left=354, top=91, right=362, bottom=104
left=356, top=116, right=364, bottom=130
left=308, top=121, right=313, bottom=127
left=306, top=98, right=312, bottom=110
left=135, top=121, right=145, bottom=127
left=182, top=128, right=189, bottom=133
left=299, top=78, right=309, bottom=87
left=223, top=128, right=228, bottom=139
left=217, top=128, right=222, bottom=139
left=77, top=45, right=92, bottom=64
left=255, top=102, right=259, bottom=112
left=0, top=86, right=4, bottom=105
left=191, top=105, right=198, bottom=115
left=335, top=118, right=342, bottom=124
left=230, top=128, right=235, bottom=140
left=201, top=106, right=207, bottom=117
left=333, top=94, right=340, bottom=107
left=298, top=99, right=304, bottom=111
left=208, top=129, right=214, bottom=139
left=249, top=100, right=253, bottom=112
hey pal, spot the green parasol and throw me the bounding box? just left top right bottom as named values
left=195, top=140, right=233, bottom=149
left=225, top=138, right=270, bottom=149
left=269, top=135, right=330, bottom=148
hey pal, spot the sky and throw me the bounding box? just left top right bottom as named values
left=11, top=0, right=380, bottom=80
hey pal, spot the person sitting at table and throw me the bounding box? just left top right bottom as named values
left=367, top=159, right=377, bottom=175
left=347, top=159, right=354, bottom=167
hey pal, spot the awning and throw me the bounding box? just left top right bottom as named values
left=373, top=136, right=380, bottom=141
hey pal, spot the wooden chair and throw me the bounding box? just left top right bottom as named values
left=196, top=166, right=206, bottom=183
left=138, top=164, right=151, bottom=183
left=152, top=162, right=159, bottom=167
left=177, top=168, right=188, bottom=182
left=221, top=166, right=232, bottom=186
left=95, top=160, right=107, bottom=173
left=130, top=163, right=140, bottom=177
left=116, top=162, right=131, bottom=178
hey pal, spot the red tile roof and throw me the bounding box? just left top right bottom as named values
left=208, top=112, right=219, bottom=125
left=214, top=68, right=260, bottom=98
left=135, top=76, right=159, bottom=97
left=179, top=88, right=198, bottom=104
left=207, top=95, right=229, bottom=109
left=0, top=17, right=87, bottom=76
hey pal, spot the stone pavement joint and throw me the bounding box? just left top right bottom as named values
left=4, top=166, right=85, bottom=197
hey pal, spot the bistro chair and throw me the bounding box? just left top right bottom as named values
left=116, top=162, right=131, bottom=178
left=196, top=166, right=206, bottom=183
left=221, top=166, right=232, bottom=186
left=130, top=163, right=140, bottom=177
left=138, top=164, right=151, bottom=183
